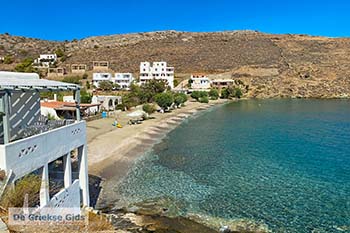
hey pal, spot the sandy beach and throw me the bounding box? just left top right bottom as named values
left=87, top=99, right=227, bottom=178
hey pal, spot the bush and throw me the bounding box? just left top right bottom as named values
left=234, top=87, right=243, bottom=98
left=62, top=76, right=82, bottom=85
left=174, top=93, right=188, bottom=106
left=220, top=87, right=243, bottom=99
left=55, top=48, right=65, bottom=57
left=143, top=104, right=156, bottom=114
left=155, top=92, right=174, bottom=110
left=86, top=81, right=91, bottom=89
left=80, top=89, right=92, bottom=103
left=82, top=73, right=88, bottom=79
left=3, top=55, right=14, bottom=64
left=208, top=89, right=219, bottom=100
left=98, top=81, right=114, bottom=91
left=199, top=96, right=209, bottom=103
left=14, top=57, right=36, bottom=73
left=1, top=174, right=41, bottom=208
left=191, top=91, right=208, bottom=100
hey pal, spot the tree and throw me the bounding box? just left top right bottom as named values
left=80, top=89, right=92, bottom=104
left=199, top=96, right=209, bottom=103
left=98, top=81, right=114, bottom=91
left=208, top=89, right=219, bottom=100
left=140, top=79, right=168, bottom=102
left=55, top=48, right=65, bottom=57
left=86, top=81, right=91, bottom=89
left=143, top=104, right=156, bottom=114
left=155, top=92, right=174, bottom=110
left=221, top=88, right=230, bottom=99
left=174, top=93, right=188, bottom=106
left=191, top=91, right=208, bottom=101
left=14, top=57, right=36, bottom=73
left=220, top=87, right=243, bottom=99
left=3, top=55, right=13, bottom=64
left=234, top=88, right=243, bottom=98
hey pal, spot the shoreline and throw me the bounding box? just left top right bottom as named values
left=86, top=99, right=229, bottom=208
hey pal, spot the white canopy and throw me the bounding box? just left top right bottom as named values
left=0, top=71, right=79, bottom=92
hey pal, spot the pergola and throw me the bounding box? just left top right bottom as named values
left=0, top=71, right=81, bottom=144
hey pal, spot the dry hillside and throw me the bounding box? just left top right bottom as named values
left=1, top=30, right=350, bottom=98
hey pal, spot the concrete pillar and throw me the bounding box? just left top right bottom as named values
left=63, top=154, right=72, bottom=188
left=1, top=92, right=11, bottom=144
left=40, top=164, right=50, bottom=208
left=74, top=89, right=81, bottom=121
left=78, top=145, right=89, bottom=206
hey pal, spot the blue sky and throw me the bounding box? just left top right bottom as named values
left=1, top=0, right=350, bottom=40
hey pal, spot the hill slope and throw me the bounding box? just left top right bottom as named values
left=1, top=30, right=350, bottom=98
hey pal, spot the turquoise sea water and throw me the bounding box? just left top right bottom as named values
left=116, top=100, right=350, bottom=232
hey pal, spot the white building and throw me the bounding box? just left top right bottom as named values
left=92, top=73, right=113, bottom=88
left=114, top=73, right=134, bottom=90
left=139, top=61, right=174, bottom=89
left=34, top=54, right=57, bottom=67
left=91, top=95, right=122, bottom=112
left=92, top=72, right=134, bottom=90
left=0, top=71, right=89, bottom=209
left=190, top=74, right=211, bottom=90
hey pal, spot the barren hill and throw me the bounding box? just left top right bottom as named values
left=1, top=30, right=350, bottom=98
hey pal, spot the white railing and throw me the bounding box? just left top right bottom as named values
left=0, top=121, right=86, bottom=180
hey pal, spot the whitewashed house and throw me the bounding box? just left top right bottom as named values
left=114, top=73, right=134, bottom=90
left=190, top=74, right=211, bottom=90
left=0, top=71, right=89, bottom=208
left=33, top=54, right=57, bottom=68
left=93, top=72, right=134, bottom=90
left=92, top=73, right=113, bottom=88
left=139, top=61, right=174, bottom=89
left=90, top=95, right=122, bottom=112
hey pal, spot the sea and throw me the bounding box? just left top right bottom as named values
left=115, top=99, right=350, bottom=232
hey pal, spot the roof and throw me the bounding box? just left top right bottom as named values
left=41, top=101, right=100, bottom=110
left=0, top=71, right=79, bottom=92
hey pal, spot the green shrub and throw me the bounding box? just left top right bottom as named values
left=1, top=174, right=41, bottom=208
left=191, top=91, right=208, bottom=100
left=98, top=81, right=114, bottom=91
left=220, top=87, right=243, bottom=99
left=14, top=57, right=36, bottom=73
left=82, top=73, right=88, bottom=79
left=155, top=92, right=174, bottom=109
left=199, top=96, right=209, bottom=103
left=208, top=89, right=219, bottom=100
left=81, top=89, right=92, bottom=103
left=174, top=93, right=188, bottom=106
left=234, top=87, right=243, bottom=98
left=143, top=104, right=156, bottom=114
left=55, top=48, right=65, bottom=57
left=3, top=55, right=14, bottom=64
left=62, top=76, right=82, bottom=85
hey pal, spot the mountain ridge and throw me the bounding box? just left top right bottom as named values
left=1, top=30, right=350, bottom=98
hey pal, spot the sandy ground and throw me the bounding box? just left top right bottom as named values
left=87, top=99, right=228, bottom=181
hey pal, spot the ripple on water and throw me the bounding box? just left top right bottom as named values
left=114, top=100, right=350, bottom=232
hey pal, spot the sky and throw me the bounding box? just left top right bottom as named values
left=1, top=0, right=350, bottom=40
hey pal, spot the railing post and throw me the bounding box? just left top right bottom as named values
left=40, top=164, right=50, bottom=208
left=78, top=145, right=89, bottom=207
left=63, top=153, right=72, bottom=188
left=1, top=92, right=11, bottom=144
left=74, top=89, right=81, bottom=121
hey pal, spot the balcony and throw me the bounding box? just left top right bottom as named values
left=0, top=121, right=86, bottom=180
